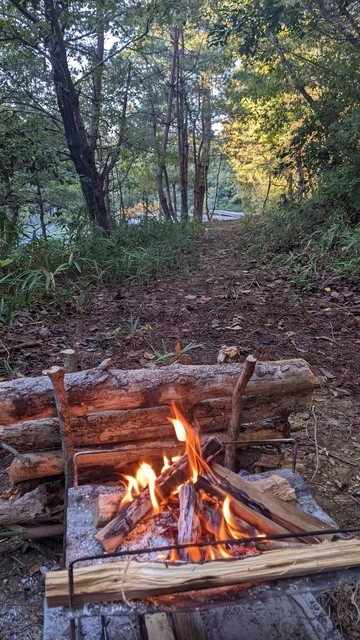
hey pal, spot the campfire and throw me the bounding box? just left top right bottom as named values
left=95, top=403, right=263, bottom=562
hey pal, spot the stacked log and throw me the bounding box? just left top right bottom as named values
left=0, top=359, right=319, bottom=526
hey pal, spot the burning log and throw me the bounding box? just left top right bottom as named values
left=177, top=483, right=202, bottom=561
left=95, top=437, right=222, bottom=553
left=45, top=538, right=360, bottom=607
left=201, top=504, right=257, bottom=540
left=210, top=463, right=333, bottom=542
left=0, top=360, right=319, bottom=425
left=196, top=475, right=294, bottom=539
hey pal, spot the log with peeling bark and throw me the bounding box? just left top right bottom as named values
left=177, top=483, right=202, bottom=561
left=210, top=463, right=333, bottom=541
left=95, top=437, right=222, bottom=553
left=0, top=399, right=301, bottom=453
left=0, top=483, right=64, bottom=525
left=0, top=360, right=319, bottom=425
left=45, top=539, right=360, bottom=607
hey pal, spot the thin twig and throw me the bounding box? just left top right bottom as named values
left=0, top=442, right=31, bottom=466
left=314, top=335, right=340, bottom=346
left=310, top=405, right=319, bottom=482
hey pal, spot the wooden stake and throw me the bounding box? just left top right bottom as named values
left=225, top=354, right=257, bottom=471
left=60, top=349, right=78, bottom=373
left=43, top=366, right=74, bottom=488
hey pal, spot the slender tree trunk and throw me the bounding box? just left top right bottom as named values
left=294, top=148, right=305, bottom=199
left=193, top=75, right=212, bottom=222
left=157, top=26, right=179, bottom=220
left=262, top=174, right=272, bottom=212
left=37, top=182, right=47, bottom=240
left=176, top=26, right=189, bottom=221
left=43, top=0, right=108, bottom=229
left=268, top=31, right=316, bottom=110
left=0, top=160, right=20, bottom=246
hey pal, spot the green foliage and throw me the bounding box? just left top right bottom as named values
left=0, top=218, right=198, bottom=324
left=238, top=205, right=360, bottom=287
left=150, top=339, right=203, bottom=366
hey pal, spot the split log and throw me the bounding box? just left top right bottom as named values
left=94, top=492, right=125, bottom=528
left=0, top=397, right=300, bottom=453
left=210, top=463, right=333, bottom=541
left=45, top=538, right=360, bottom=607
left=196, top=476, right=295, bottom=540
left=94, top=476, right=295, bottom=528
left=177, top=483, right=202, bottom=561
left=95, top=437, right=222, bottom=553
left=0, top=360, right=319, bottom=425
left=0, top=483, right=64, bottom=525
left=251, top=475, right=296, bottom=502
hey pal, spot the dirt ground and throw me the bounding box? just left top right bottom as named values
left=0, top=220, right=359, bottom=639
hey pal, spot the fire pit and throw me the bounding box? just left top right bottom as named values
left=44, top=405, right=360, bottom=640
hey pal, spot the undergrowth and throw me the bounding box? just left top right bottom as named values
left=238, top=202, right=360, bottom=289
left=0, top=219, right=199, bottom=325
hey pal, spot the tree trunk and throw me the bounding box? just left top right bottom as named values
left=157, top=26, right=179, bottom=220
left=193, top=75, right=212, bottom=222
left=176, top=26, right=189, bottom=221
left=43, top=0, right=108, bottom=229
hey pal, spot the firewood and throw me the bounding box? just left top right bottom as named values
left=0, top=400, right=299, bottom=453
left=7, top=451, right=63, bottom=484
left=200, top=504, right=258, bottom=539
left=196, top=476, right=294, bottom=539
left=211, top=462, right=333, bottom=541
left=94, top=492, right=125, bottom=527
left=225, top=355, right=257, bottom=471
left=177, top=483, right=202, bottom=561
left=95, top=437, right=222, bottom=553
left=0, top=483, right=64, bottom=525
left=94, top=474, right=295, bottom=528
left=45, top=538, right=360, bottom=607
left=0, top=360, right=319, bottom=425
left=251, top=475, right=296, bottom=502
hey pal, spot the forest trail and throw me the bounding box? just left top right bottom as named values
left=0, top=220, right=359, bottom=639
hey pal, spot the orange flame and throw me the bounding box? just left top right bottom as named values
left=136, top=462, right=159, bottom=513
left=119, top=474, right=140, bottom=508
left=222, top=496, right=248, bottom=540
left=168, top=403, right=212, bottom=484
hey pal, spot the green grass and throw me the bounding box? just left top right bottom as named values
left=0, top=219, right=199, bottom=325
left=237, top=203, right=360, bottom=288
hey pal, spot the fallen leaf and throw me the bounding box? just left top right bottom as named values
left=184, top=294, right=197, bottom=300
left=324, top=287, right=331, bottom=292
left=143, top=351, right=156, bottom=360
left=217, top=345, right=240, bottom=363
left=238, top=289, right=251, bottom=294
left=225, top=323, right=243, bottom=331
left=196, top=296, right=212, bottom=304
left=28, top=563, right=42, bottom=576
